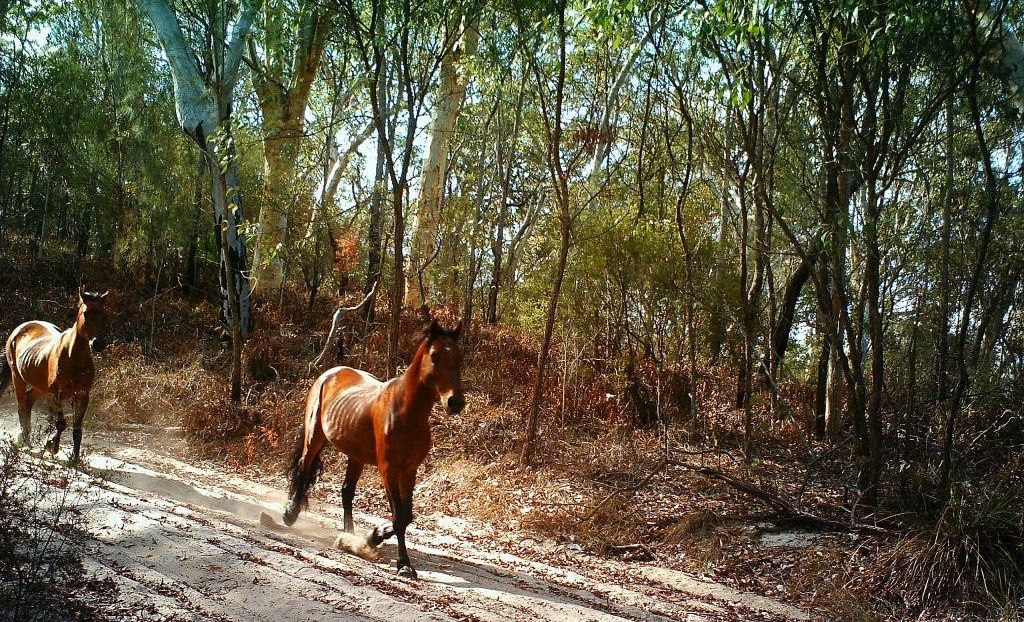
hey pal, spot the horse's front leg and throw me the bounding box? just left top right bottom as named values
left=384, top=471, right=417, bottom=579
left=43, top=397, right=67, bottom=455
left=70, top=394, right=88, bottom=464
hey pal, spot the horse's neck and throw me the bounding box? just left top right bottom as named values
left=395, top=347, right=435, bottom=419
left=59, top=316, right=91, bottom=360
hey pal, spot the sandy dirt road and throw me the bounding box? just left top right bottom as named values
left=2, top=406, right=814, bottom=622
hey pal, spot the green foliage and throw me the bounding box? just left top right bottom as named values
left=0, top=3, right=1022, bottom=616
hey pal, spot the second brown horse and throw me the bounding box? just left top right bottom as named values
left=283, top=319, right=465, bottom=578
left=0, top=289, right=110, bottom=462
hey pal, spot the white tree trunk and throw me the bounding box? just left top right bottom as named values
left=138, top=0, right=256, bottom=338
left=407, top=14, right=480, bottom=308
left=253, top=2, right=331, bottom=293
left=137, top=0, right=218, bottom=137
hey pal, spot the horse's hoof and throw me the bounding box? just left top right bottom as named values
left=367, top=526, right=386, bottom=547
left=282, top=505, right=298, bottom=527
left=397, top=564, right=418, bottom=579
left=44, top=443, right=58, bottom=455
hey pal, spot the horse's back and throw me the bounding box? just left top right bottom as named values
left=6, top=321, right=61, bottom=390
left=7, top=321, right=60, bottom=348
left=314, top=366, right=385, bottom=408
left=315, top=366, right=386, bottom=465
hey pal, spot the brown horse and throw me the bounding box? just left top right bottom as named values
left=284, top=319, right=465, bottom=578
left=0, top=289, right=109, bottom=462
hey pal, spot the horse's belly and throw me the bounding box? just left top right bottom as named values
left=321, top=391, right=378, bottom=465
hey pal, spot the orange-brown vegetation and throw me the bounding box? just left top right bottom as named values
left=0, top=241, right=1017, bottom=621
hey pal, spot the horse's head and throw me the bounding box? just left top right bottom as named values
left=417, top=319, right=465, bottom=415
left=78, top=288, right=110, bottom=351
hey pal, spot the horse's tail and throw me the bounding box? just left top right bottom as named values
left=283, top=375, right=327, bottom=526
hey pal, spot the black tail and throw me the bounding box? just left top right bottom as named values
left=0, top=355, right=10, bottom=394
left=283, top=426, right=324, bottom=526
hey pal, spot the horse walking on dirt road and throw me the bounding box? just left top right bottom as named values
left=283, top=318, right=465, bottom=578
left=0, top=289, right=110, bottom=462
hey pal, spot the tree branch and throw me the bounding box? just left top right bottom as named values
left=309, top=281, right=379, bottom=371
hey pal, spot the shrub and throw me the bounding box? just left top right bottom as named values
left=0, top=442, right=117, bottom=621
left=873, top=470, right=1024, bottom=612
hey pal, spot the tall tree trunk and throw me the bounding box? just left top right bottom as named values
left=407, top=12, right=480, bottom=308
left=521, top=212, right=570, bottom=466
left=138, top=0, right=256, bottom=341
left=864, top=183, right=884, bottom=507
left=206, top=138, right=253, bottom=342
left=213, top=157, right=244, bottom=402
left=709, top=114, right=731, bottom=361
left=387, top=181, right=406, bottom=377
left=253, top=2, right=331, bottom=293
left=936, top=93, right=953, bottom=400
left=940, top=66, right=1000, bottom=493
left=520, top=1, right=570, bottom=467
left=364, top=130, right=387, bottom=323
left=364, top=62, right=392, bottom=324
left=185, top=152, right=205, bottom=293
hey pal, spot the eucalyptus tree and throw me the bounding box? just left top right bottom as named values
left=938, top=6, right=1017, bottom=493
left=339, top=0, right=463, bottom=375
left=249, top=0, right=334, bottom=294
left=515, top=0, right=575, bottom=466
left=407, top=8, right=481, bottom=308
left=137, top=0, right=258, bottom=401
left=689, top=0, right=797, bottom=453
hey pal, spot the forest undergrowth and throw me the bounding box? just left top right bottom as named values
left=1, top=243, right=1020, bottom=621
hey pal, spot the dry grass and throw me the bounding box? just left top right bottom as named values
left=866, top=475, right=1024, bottom=613
left=3, top=246, right=1020, bottom=621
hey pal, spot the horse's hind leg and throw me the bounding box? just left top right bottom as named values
left=13, top=379, right=35, bottom=447
left=43, top=398, right=66, bottom=455
left=342, top=459, right=363, bottom=533
left=283, top=425, right=326, bottom=526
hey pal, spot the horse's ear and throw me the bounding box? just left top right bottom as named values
left=452, top=321, right=463, bottom=341
left=428, top=318, right=443, bottom=339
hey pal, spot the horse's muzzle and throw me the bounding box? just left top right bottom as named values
left=446, top=394, right=466, bottom=415
left=90, top=337, right=108, bottom=353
